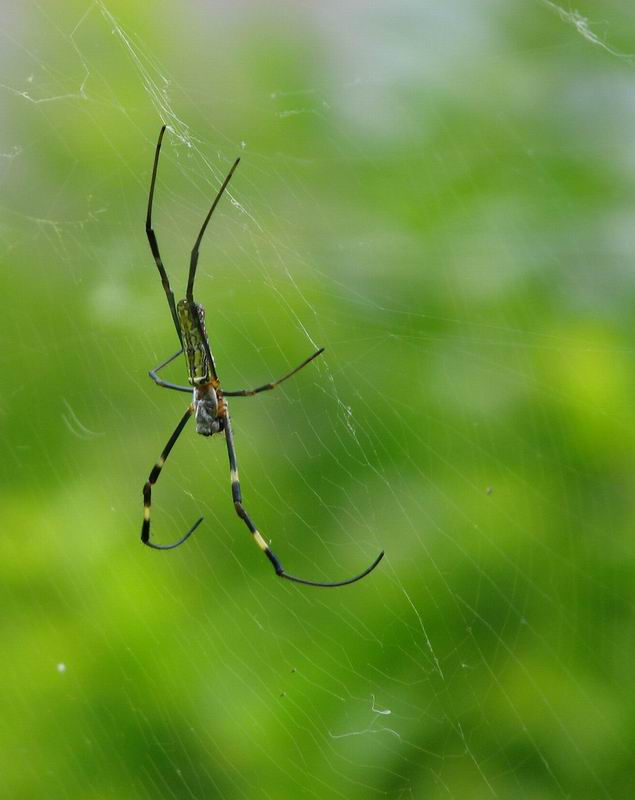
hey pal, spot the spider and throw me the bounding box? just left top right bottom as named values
left=141, top=126, right=384, bottom=587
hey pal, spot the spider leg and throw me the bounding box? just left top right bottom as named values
left=186, top=157, right=240, bottom=302
left=223, top=347, right=324, bottom=397
left=142, top=405, right=203, bottom=550
left=223, top=410, right=384, bottom=587
left=146, top=125, right=181, bottom=341
left=186, top=159, right=240, bottom=383
left=149, top=348, right=192, bottom=393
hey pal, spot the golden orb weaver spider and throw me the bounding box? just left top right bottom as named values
left=141, top=126, right=384, bottom=587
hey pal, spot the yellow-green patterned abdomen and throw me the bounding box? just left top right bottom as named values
left=177, top=300, right=210, bottom=385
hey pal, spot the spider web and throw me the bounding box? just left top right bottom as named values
left=2, top=1, right=634, bottom=798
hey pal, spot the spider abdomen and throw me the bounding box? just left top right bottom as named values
left=177, top=299, right=211, bottom=385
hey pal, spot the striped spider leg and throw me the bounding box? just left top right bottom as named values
left=141, top=126, right=384, bottom=587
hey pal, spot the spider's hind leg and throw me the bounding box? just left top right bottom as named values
left=146, top=125, right=181, bottom=341
left=186, top=157, right=240, bottom=301
left=148, top=348, right=191, bottom=393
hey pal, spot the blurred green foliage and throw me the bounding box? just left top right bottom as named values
left=1, top=1, right=634, bottom=798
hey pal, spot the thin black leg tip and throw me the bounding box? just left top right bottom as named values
left=356, top=549, right=384, bottom=578
left=278, top=547, right=384, bottom=588
left=142, top=516, right=203, bottom=551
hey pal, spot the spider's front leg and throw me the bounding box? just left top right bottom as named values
left=142, top=405, right=203, bottom=550
left=222, top=409, right=383, bottom=587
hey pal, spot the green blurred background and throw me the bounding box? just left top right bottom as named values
left=2, top=1, right=635, bottom=797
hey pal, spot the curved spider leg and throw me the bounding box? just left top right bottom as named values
left=146, top=125, right=182, bottom=341
left=223, top=410, right=384, bottom=587
left=148, top=348, right=192, bottom=393
left=142, top=405, right=203, bottom=550
left=223, top=347, right=325, bottom=397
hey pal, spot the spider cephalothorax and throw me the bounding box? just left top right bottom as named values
left=193, top=382, right=224, bottom=437
left=140, top=125, right=384, bottom=587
